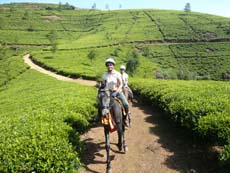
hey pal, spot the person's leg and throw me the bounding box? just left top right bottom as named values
left=117, top=92, right=130, bottom=127
left=118, top=92, right=129, bottom=108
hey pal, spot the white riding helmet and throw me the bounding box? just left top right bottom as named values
left=105, top=58, right=115, bottom=66
left=120, top=65, right=126, bottom=70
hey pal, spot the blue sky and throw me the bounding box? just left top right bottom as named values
left=0, top=0, right=230, bottom=17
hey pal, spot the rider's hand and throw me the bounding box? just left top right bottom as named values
left=112, top=91, right=118, bottom=97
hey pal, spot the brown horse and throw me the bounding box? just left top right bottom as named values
left=122, top=86, right=133, bottom=126
left=98, top=86, right=128, bottom=173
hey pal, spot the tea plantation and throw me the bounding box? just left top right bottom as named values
left=1, top=3, right=230, bottom=80
left=0, top=56, right=97, bottom=172
left=1, top=2, right=230, bottom=172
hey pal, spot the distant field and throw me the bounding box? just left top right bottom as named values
left=1, top=3, right=230, bottom=80
left=29, top=41, right=230, bottom=80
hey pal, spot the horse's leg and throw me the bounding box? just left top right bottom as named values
left=104, top=125, right=112, bottom=173
left=127, top=110, right=131, bottom=127
left=125, top=88, right=132, bottom=127
left=116, top=122, right=123, bottom=151
left=129, top=88, right=134, bottom=103
left=122, top=124, right=128, bottom=153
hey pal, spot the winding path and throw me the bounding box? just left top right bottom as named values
left=23, top=54, right=218, bottom=173
left=23, top=54, right=97, bottom=86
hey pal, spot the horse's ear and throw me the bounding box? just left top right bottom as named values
left=96, top=81, right=102, bottom=89
left=98, top=81, right=106, bottom=89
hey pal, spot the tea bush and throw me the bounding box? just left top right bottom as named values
left=130, top=78, right=230, bottom=165
left=0, top=70, right=97, bottom=172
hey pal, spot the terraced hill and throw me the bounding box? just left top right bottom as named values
left=1, top=3, right=230, bottom=172
left=1, top=3, right=230, bottom=80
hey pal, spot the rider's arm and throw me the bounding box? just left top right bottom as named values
left=125, top=73, right=128, bottom=85
left=116, top=74, right=123, bottom=93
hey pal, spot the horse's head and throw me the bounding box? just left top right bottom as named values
left=98, top=87, right=113, bottom=117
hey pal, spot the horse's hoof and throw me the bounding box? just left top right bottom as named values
left=129, top=121, right=132, bottom=128
left=124, top=145, right=128, bottom=153
left=117, top=144, right=122, bottom=151
left=107, top=167, right=112, bottom=173
left=124, top=121, right=129, bottom=128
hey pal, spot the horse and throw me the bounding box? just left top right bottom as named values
left=122, top=86, right=134, bottom=126
left=122, top=86, right=133, bottom=103
left=97, top=86, right=128, bottom=173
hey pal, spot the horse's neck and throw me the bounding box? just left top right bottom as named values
left=109, top=96, right=115, bottom=107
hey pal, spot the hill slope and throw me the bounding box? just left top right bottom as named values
left=1, top=3, right=230, bottom=80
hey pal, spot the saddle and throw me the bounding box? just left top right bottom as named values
left=115, top=97, right=127, bottom=116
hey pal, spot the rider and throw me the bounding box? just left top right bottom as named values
left=102, top=58, right=130, bottom=127
left=120, top=65, right=133, bottom=101
left=120, top=65, right=133, bottom=125
left=120, top=65, right=128, bottom=88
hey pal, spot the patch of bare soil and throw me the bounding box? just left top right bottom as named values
left=41, top=15, right=61, bottom=20
left=203, top=32, right=217, bottom=40
left=80, top=103, right=219, bottom=173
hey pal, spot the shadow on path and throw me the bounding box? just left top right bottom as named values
left=132, top=102, right=219, bottom=173
left=80, top=132, right=118, bottom=173
left=80, top=138, right=106, bottom=173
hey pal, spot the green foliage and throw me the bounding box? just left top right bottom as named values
left=58, top=2, right=75, bottom=10
left=31, top=46, right=143, bottom=80
left=197, top=114, right=230, bottom=144
left=170, top=43, right=230, bottom=80
left=47, top=30, right=58, bottom=54
left=0, top=70, right=97, bottom=172
left=87, top=49, right=96, bottom=63
left=130, top=78, right=230, bottom=166
left=2, top=3, right=230, bottom=170
left=1, top=5, right=230, bottom=47
left=184, top=3, right=191, bottom=12
left=126, top=49, right=140, bottom=76
left=1, top=3, right=230, bottom=80
left=220, top=145, right=230, bottom=166
left=0, top=47, right=28, bottom=87
left=177, top=65, right=197, bottom=80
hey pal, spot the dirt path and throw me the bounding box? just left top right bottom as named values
left=23, top=54, right=218, bottom=173
left=23, top=54, right=97, bottom=86
left=80, top=103, right=218, bottom=173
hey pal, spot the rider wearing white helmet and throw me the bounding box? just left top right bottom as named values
left=120, top=65, right=128, bottom=88
left=102, top=58, right=130, bottom=127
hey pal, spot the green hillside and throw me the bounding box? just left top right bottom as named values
left=1, top=3, right=230, bottom=172
left=1, top=3, right=230, bottom=80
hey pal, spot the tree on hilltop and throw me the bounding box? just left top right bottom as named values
left=92, top=3, right=96, bottom=10
left=184, top=2, right=191, bottom=12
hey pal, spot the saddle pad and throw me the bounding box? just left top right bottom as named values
left=101, top=113, right=116, bottom=133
